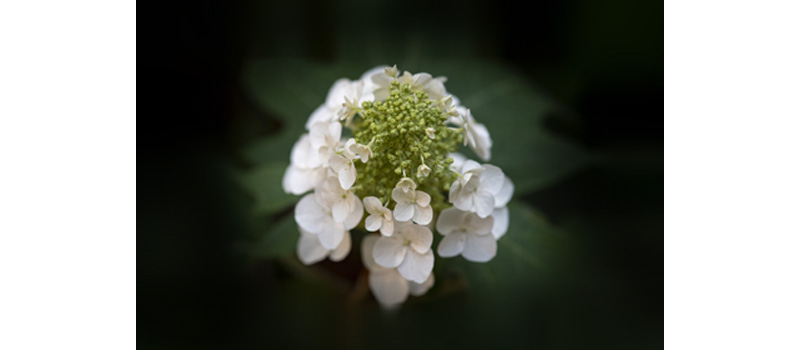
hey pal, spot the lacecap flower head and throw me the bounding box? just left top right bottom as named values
left=283, top=65, right=514, bottom=308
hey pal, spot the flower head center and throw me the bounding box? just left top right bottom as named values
left=351, top=81, right=461, bottom=211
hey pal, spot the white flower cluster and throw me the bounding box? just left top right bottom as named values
left=282, top=66, right=514, bottom=308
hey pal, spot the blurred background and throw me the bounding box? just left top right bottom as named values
left=140, top=0, right=663, bottom=348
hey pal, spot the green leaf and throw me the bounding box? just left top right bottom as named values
left=248, top=212, right=299, bottom=259
left=452, top=201, right=571, bottom=293
left=236, top=162, right=298, bottom=215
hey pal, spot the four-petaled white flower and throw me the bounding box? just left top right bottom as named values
left=449, top=160, right=506, bottom=218
left=436, top=207, right=497, bottom=262
left=315, top=177, right=360, bottom=223
left=294, top=177, right=363, bottom=249
left=372, top=222, right=435, bottom=283
left=361, top=235, right=435, bottom=308
left=450, top=107, right=492, bottom=161
left=363, top=196, right=394, bottom=237
left=297, top=227, right=351, bottom=265
left=392, top=179, right=433, bottom=225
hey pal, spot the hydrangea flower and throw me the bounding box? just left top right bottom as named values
left=372, top=222, right=434, bottom=283
left=391, top=179, right=433, bottom=225
left=294, top=177, right=363, bottom=249
left=361, top=235, right=434, bottom=308
left=363, top=196, right=394, bottom=237
left=281, top=65, right=515, bottom=307
left=436, top=207, right=497, bottom=262
left=449, top=159, right=506, bottom=218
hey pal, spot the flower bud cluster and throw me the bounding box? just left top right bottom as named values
left=281, top=65, right=514, bottom=308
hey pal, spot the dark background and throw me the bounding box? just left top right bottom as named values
left=140, top=0, right=663, bottom=348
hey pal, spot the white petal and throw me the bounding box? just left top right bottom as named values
left=491, top=207, right=509, bottom=239
left=362, top=196, right=383, bottom=215
left=494, top=176, right=514, bottom=208
left=391, top=186, right=414, bottom=203
left=369, top=269, right=409, bottom=307
left=326, top=122, right=342, bottom=145
left=424, top=78, right=446, bottom=100
left=412, top=73, right=432, bottom=88
left=437, top=232, right=466, bottom=257
left=314, top=176, right=341, bottom=207
left=305, top=104, right=335, bottom=130
left=472, top=122, right=492, bottom=161
left=480, top=164, right=505, bottom=195
left=467, top=212, right=494, bottom=235
left=338, top=161, right=356, bottom=190
left=447, top=115, right=464, bottom=127
left=342, top=138, right=357, bottom=160
left=329, top=231, right=351, bottom=262
left=332, top=197, right=352, bottom=223
left=379, top=219, right=394, bottom=237
left=294, top=194, right=326, bottom=234
left=282, top=165, right=312, bottom=195
left=317, top=221, right=344, bottom=250
left=350, top=142, right=372, bottom=163
left=436, top=207, right=463, bottom=235
left=343, top=194, right=363, bottom=230
left=462, top=233, right=497, bottom=262
left=474, top=190, right=495, bottom=218
left=461, top=159, right=483, bottom=173
left=397, top=250, right=434, bottom=283
left=365, top=214, right=382, bottom=232
left=393, top=202, right=414, bottom=222
left=415, top=190, right=431, bottom=207
left=290, top=134, right=320, bottom=169
left=309, top=122, right=331, bottom=150
left=297, top=230, right=328, bottom=265
left=412, top=204, right=433, bottom=225
left=463, top=173, right=481, bottom=192
left=325, top=78, right=353, bottom=110
left=329, top=155, right=356, bottom=190
left=448, top=152, right=467, bottom=171
left=361, top=234, right=380, bottom=270
left=373, top=236, right=407, bottom=268
left=361, top=66, right=390, bottom=91
left=450, top=184, right=473, bottom=212
left=408, top=273, right=435, bottom=296
left=398, top=223, right=433, bottom=254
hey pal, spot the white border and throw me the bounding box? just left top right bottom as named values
left=666, top=0, right=800, bottom=348
left=0, top=1, right=136, bottom=349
